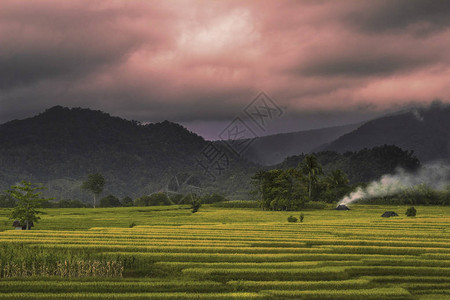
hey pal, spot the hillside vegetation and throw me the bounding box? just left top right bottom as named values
left=279, top=145, right=420, bottom=184
left=0, top=106, right=255, bottom=201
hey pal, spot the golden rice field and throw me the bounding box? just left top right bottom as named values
left=0, top=205, right=449, bottom=299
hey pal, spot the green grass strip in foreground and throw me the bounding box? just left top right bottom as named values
left=0, top=292, right=264, bottom=299
left=260, top=287, right=413, bottom=299
left=227, top=279, right=372, bottom=290
left=182, top=267, right=349, bottom=281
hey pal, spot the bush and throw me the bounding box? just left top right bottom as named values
left=190, top=196, right=202, bottom=213
left=121, top=196, right=134, bottom=207
left=133, top=196, right=149, bottom=207
left=191, top=201, right=201, bottom=213
left=211, top=200, right=259, bottom=208
left=179, top=193, right=197, bottom=205
left=41, top=200, right=55, bottom=208
left=300, top=213, right=305, bottom=222
left=169, top=193, right=184, bottom=205
left=100, top=195, right=122, bottom=207
left=302, top=201, right=327, bottom=210
left=287, top=216, right=298, bottom=223
left=54, top=199, right=88, bottom=208
left=201, top=193, right=228, bottom=204
left=129, top=222, right=136, bottom=228
left=406, top=206, right=417, bottom=217
left=134, top=193, right=172, bottom=206
left=151, top=192, right=172, bottom=206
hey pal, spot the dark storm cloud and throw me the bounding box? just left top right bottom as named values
left=0, top=0, right=449, bottom=134
left=0, top=45, right=124, bottom=90
left=0, top=1, right=172, bottom=90
left=300, top=53, right=433, bottom=77
left=347, top=0, right=450, bottom=35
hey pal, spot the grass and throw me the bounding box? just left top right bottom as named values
left=0, top=292, right=264, bottom=299
left=260, top=287, right=413, bottom=299
left=0, top=204, right=449, bottom=299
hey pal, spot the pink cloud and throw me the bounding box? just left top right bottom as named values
left=0, top=0, right=449, bottom=125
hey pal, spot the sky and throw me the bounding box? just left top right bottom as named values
left=1, top=0, right=450, bottom=139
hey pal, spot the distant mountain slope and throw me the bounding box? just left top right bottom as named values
left=237, top=123, right=360, bottom=165
left=279, top=145, right=420, bottom=184
left=0, top=106, right=255, bottom=201
left=321, top=103, right=450, bottom=162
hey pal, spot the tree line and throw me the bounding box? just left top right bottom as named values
left=0, top=178, right=225, bottom=230
left=252, top=155, right=352, bottom=210
left=0, top=187, right=227, bottom=209
left=252, top=150, right=449, bottom=210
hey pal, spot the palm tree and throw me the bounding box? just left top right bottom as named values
left=326, top=169, right=349, bottom=202
left=299, top=155, right=323, bottom=201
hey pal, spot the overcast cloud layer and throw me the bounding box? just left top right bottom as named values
left=1, top=0, right=450, bottom=137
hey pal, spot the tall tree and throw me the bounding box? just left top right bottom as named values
left=299, top=155, right=323, bottom=201
left=251, top=169, right=306, bottom=211
left=325, top=169, right=349, bottom=202
left=81, top=173, right=105, bottom=208
left=99, top=195, right=122, bottom=207
left=7, top=181, right=52, bottom=230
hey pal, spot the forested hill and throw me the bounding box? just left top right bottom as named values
left=278, top=145, right=420, bottom=184
left=320, top=102, right=450, bottom=162
left=0, top=106, right=205, bottom=159
left=0, top=106, right=255, bottom=201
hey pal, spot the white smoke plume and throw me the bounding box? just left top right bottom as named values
left=338, top=163, right=450, bottom=206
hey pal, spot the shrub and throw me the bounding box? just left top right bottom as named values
left=134, top=193, right=172, bottom=206
left=148, top=192, right=172, bottom=206
left=300, top=213, right=304, bottom=222
left=287, top=216, right=297, bottom=223
left=100, top=195, right=122, bottom=207
left=201, top=193, right=228, bottom=204
left=190, top=194, right=202, bottom=214
left=211, top=200, right=259, bottom=208
left=121, top=196, right=133, bottom=207
left=191, top=198, right=202, bottom=213
left=180, top=193, right=199, bottom=205
left=406, top=206, right=417, bottom=217
left=129, top=222, right=136, bottom=228
left=169, top=193, right=184, bottom=205
left=41, top=200, right=55, bottom=208
left=133, top=196, right=149, bottom=207
left=56, top=199, right=88, bottom=208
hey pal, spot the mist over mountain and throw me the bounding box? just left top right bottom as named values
left=238, top=123, right=360, bottom=165
left=320, top=102, right=450, bottom=162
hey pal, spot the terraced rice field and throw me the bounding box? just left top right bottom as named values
left=0, top=205, right=449, bottom=299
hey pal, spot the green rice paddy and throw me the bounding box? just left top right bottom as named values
left=0, top=204, right=449, bottom=299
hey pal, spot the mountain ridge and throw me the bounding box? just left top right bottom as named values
left=236, top=123, right=361, bottom=165
left=320, top=102, right=450, bottom=162
left=0, top=106, right=213, bottom=200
